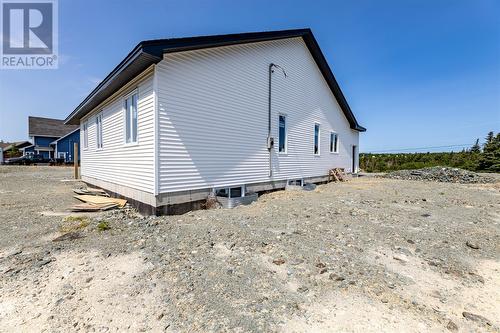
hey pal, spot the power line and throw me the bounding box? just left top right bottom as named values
left=363, top=143, right=474, bottom=153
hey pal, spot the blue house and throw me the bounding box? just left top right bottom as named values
left=23, top=116, right=80, bottom=162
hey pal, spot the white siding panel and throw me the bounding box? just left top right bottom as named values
left=157, top=37, right=359, bottom=193
left=80, top=76, right=155, bottom=193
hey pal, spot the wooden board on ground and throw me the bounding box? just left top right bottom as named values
left=70, top=202, right=118, bottom=212
left=74, top=195, right=127, bottom=208
left=73, top=188, right=110, bottom=197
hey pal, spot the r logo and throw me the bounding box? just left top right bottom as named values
left=2, top=2, right=52, bottom=54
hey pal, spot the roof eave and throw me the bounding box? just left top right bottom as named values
left=65, top=29, right=365, bottom=131
left=64, top=48, right=162, bottom=125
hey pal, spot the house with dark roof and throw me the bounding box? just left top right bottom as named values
left=65, top=28, right=365, bottom=214
left=24, top=116, right=80, bottom=162
left=1, top=141, right=31, bottom=162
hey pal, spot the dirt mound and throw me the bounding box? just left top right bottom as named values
left=383, top=167, right=497, bottom=184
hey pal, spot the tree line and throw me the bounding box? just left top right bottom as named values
left=360, top=131, right=500, bottom=173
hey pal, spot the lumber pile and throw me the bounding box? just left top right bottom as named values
left=328, top=168, right=346, bottom=182
left=69, top=188, right=126, bottom=212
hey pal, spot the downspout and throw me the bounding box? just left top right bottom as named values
left=267, top=64, right=273, bottom=177
left=267, top=63, right=287, bottom=177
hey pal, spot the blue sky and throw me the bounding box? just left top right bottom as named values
left=0, top=0, right=499, bottom=152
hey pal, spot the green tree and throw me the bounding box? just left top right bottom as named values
left=477, top=132, right=500, bottom=172
left=470, top=139, right=481, bottom=153
left=7, top=146, right=19, bottom=158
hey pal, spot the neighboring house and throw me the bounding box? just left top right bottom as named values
left=24, top=116, right=80, bottom=162
left=64, top=29, right=366, bottom=214
left=1, top=141, right=31, bottom=161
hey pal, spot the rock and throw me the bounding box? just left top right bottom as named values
left=272, top=258, right=285, bottom=265
left=85, top=277, right=93, bottom=283
left=393, top=254, right=409, bottom=263
left=329, top=273, right=345, bottom=281
left=289, top=258, right=304, bottom=266
left=53, top=232, right=84, bottom=242
left=466, top=241, right=479, bottom=250
left=462, top=311, right=492, bottom=326
left=446, top=320, right=458, bottom=331
left=384, top=167, right=496, bottom=184
left=421, top=213, right=431, bottom=218
left=297, top=286, right=309, bottom=293
left=37, top=258, right=53, bottom=267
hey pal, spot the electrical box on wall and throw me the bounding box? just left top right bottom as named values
left=267, top=137, right=274, bottom=150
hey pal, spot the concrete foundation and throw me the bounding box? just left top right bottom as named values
left=82, top=174, right=331, bottom=215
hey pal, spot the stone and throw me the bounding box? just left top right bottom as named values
left=329, top=273, right=345, bottom=281
left=297, top=286, right=309, bottom=293
left=52, top=232, right=84, bottom=242
left=446, top=320, right=458, bottom=331
left=462, top=311, right=492, bottom=326
left=393, top=254, right=409, bottom=263
left=465, top=241, right=479, bottom=250
left=272, top=258, right=285, bottom=265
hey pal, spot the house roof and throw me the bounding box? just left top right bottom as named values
left=0, top=141, right=13, bottom=149
left=2, top=141, right=32, bottom=151
left=65, top=28, right=365, bottom=132
left=29, top=116, right=79, bottom=138
left=50, top=127, right=80, bottom=145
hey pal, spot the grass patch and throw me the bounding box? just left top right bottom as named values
left=97, top=220, right=111, bottom=231
left=59, top=216, right=90, bottom=233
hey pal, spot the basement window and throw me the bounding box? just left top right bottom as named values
left=330, top=132, right=338, bottom=153
left=288, top=179, right=303, bottom=186
left=215, top=186, right=245, bottom=198
left=125, top=93, right=138, bottom=143
left=314, top=123, right=320, bottom=155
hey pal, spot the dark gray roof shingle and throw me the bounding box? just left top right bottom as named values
left=29, top=116, right=79, bottom=137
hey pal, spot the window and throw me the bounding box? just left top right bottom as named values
left=330, top=132, right=338, bottom=153
left=278, top=114, right=286, bottom=153
left=125, top=93, right=138, bottom=143
left=83, top=122, right=88, bottom=149
left=58, top=152, right=67, bottom=159
left=96, top=113, right=103, bottom=149
left=215, top=186, right=245, bottom=198
left=288, top=179, right=303, bottom=186
left=314, top=123, right=320, bottom=155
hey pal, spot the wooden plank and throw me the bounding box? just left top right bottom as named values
left=74, top=143, right=79, bottom=179
left=70, top=202, right=119, bottom=212
left=74, top=195, right=127, bottom=208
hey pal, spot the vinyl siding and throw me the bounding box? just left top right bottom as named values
left=80, top=75, right=155, bottom=193
left=157, top=37, right=359, bottom=194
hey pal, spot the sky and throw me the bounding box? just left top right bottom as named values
left=0, top=0, right=499, bottom=152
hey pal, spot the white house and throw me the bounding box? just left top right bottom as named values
left=65, top=29, right=366, bottom=214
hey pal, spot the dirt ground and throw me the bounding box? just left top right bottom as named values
left=0, top=166, right=499, bottom=332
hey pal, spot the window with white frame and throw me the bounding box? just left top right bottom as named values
left=96, top=113, right=103, bottom=149
left=125, top=93, right=138, bottom=143
left=278, top=114, right=287, bottom=153
left=83, top=121, right=88, bottom=149
left=314, top=123, right=320, bottom=155
left=330, top=132, right=338, bottom=153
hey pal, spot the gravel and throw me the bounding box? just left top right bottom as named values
left=383, top=166, right=498, bottom=184
left=0, top=166, right=499, bottom=332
